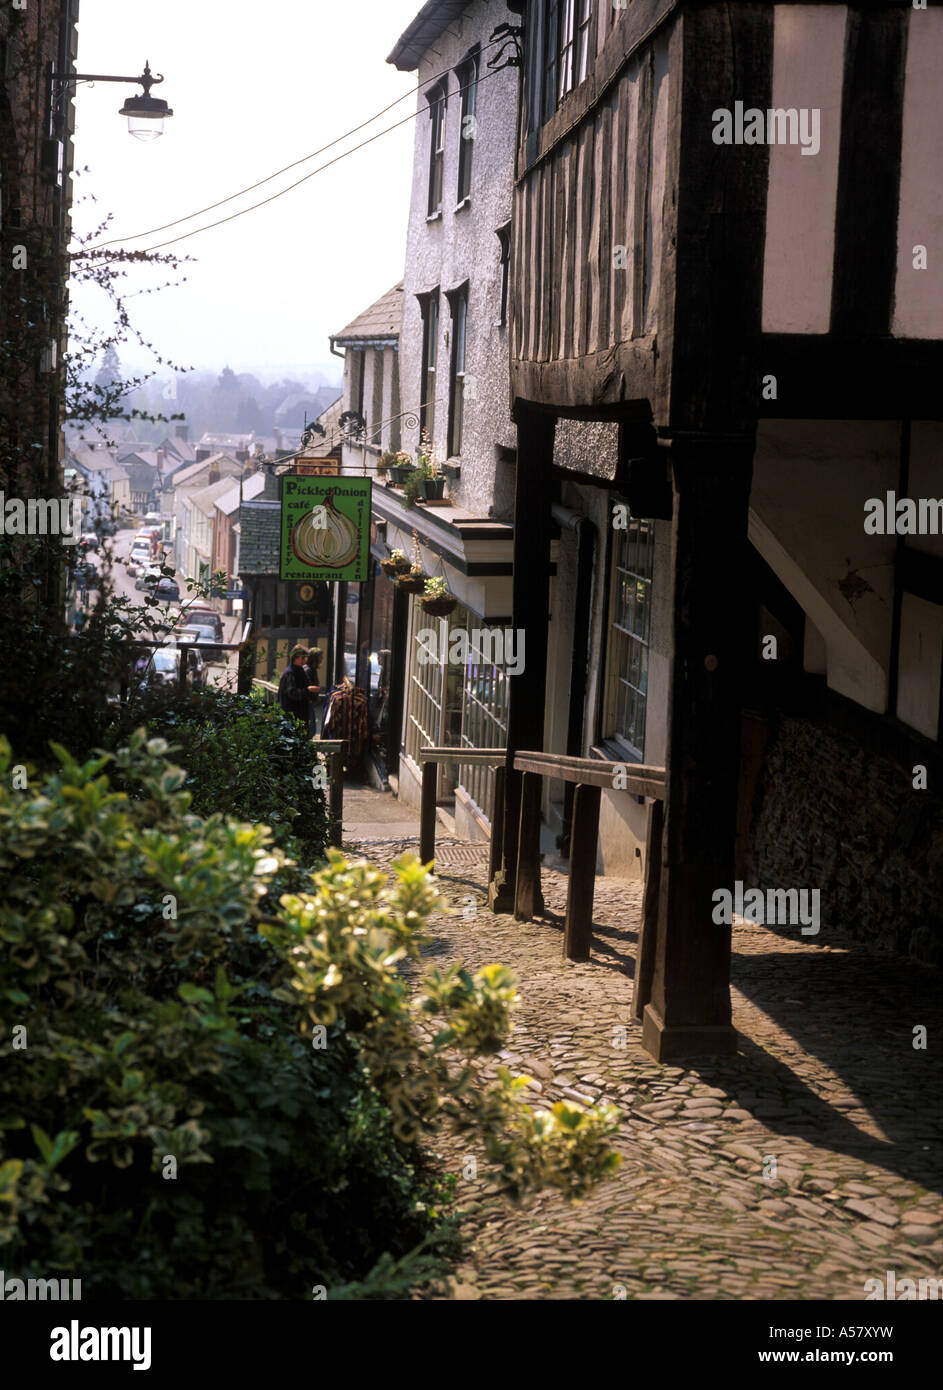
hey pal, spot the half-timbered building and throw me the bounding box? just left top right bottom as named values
left=501, top=0, right=943, bottom=1059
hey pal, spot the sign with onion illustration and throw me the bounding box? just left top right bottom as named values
left=279, top=476, right=372, bottom=582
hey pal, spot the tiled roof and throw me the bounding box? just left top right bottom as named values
left=215, top=470, right=266, bottom=517
left=238, top=500, right=282, bottom=575
left=333, top=283, right=403, bottom=344
left=189, top=476, right=243, bottom=517
left=387, top=1, right=471, bottom=70
left=65, top=420, right=139, bottom=448
left=168, top=453, right=241, bottom=490
left=163, top=433, right=197, bottom=457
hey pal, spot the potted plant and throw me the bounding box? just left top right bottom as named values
left=379, top=547, right=411, bottom=576
left=403, top=464, right=427, bottom=509
left=376, top=451, right=397, bottom=476
left=389, top=450, right=415, bottom=485
left=418, top=576, right=458, bottom=617
left=416, top=433, right=446, bottom=502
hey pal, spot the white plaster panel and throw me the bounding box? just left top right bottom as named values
left=761, top=5, right=847, bottom=334
left=751, top=419, right=899, bottom=712
left=893, top=8, right=943, bottom=339
left=897, top=592, right=943, bottom=741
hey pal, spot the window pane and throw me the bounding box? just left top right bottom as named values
left=605, top=506, right=654, bottom=757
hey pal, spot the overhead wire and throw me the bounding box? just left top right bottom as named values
left=77, top=29, right=517, bottom=255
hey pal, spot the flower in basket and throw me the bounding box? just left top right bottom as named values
left=377, top=450, right=397, bottom=473
left=395, top=450, right=412, bottom=467
left=419, top=575, right=458, bottom=614
left=380, top=546, right=412, bottom=575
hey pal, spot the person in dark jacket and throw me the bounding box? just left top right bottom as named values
left=277, top=646, right=311, bottom=726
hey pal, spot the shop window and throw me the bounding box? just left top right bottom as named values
left=456, top=50, right=479, bottom=205
left=446, top=283, right=468, bottom=459
left=427, top=82, right=447, bottom=216
left=603, top=508, right=653, bottom=759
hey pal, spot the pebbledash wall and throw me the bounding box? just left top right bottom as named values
left=387, top=0, right=520, bottom=831
left=745, top=712, right=943, bottom=966
left=396, top=0, right=519, bottom=519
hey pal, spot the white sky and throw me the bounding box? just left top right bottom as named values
left=69, top=0, right=426, bottom=383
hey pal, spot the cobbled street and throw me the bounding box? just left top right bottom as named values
left=347, top=823, right=942, bottom=1302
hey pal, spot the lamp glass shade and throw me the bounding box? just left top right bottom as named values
left=127, top=114, right=163, bottom=140
left=118, top=93, right=172, bottom=140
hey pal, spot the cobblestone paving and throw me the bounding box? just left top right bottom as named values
left=346, top=836, right=943, bottom=1301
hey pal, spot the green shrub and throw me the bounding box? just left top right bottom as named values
left=138, top=688, right=331, bottom=861
left=0, top=732, right=619, bottom=1300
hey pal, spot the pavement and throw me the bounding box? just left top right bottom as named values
left=343, top=786, right=943, bottom=1301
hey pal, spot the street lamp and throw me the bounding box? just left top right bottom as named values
left=53, top=60, right=174, bottom=139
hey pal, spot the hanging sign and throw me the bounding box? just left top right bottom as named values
left=279, top=475, right=372, bottom=582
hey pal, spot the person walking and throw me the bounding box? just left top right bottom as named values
left=277, top=645, right=311, bottom=727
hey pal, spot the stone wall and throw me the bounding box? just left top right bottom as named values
left=745, top=712, right=943, bottom=965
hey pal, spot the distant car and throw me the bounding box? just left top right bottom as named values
left=78, top=532, right=99, bottom=551
left=178, top=623, right=223, bottom=662
left=176, top=606, right=224, bottom=642
left=153, top=577, right=181, bottom=602
left=135, top=566, right=162, bottom=592
left=138, top=644, right=204, bottom=689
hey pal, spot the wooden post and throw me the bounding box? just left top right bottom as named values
left=631, top=797, right=663, bottom=1022
left=177, top=643, right=190, bottom=694
left=563, top=782, right=601, bottom=961
left=513, top=770, right=543, bottom=922
left=641, top=441, right=753, bottom=1061
left=488, top=763, right=506, bottom=887
left=329, top=750, right=343, bottom=847
left=491, top=402, right=555, bottom=913
left=420, top=759, right=438, bottom=865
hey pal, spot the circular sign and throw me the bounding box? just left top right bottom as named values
left=299, top=584, right=315, bottom=603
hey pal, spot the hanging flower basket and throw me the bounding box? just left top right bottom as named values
left=419, top=595, right=457, bottom=616
left=396, top=572, right=427, bottom=594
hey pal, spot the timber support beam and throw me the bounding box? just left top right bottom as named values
left=641, top=435, right=754, bottom=1061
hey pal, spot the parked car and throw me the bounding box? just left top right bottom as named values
left=153, top=577, right=181, bottom=602
left=178, top=623, right=223, bottom=663
left=78, top=532, right=99, bottom=551
left=175, top=606, right=224, bottom=642
left=138, top=644, right=204, bottom=689
left=135, top=566, right=162, bottom=592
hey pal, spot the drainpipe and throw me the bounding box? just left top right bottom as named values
left=551, top=503, right=596, bottom=858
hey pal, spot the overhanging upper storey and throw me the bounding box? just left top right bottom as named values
left=510, top=2, right=943, bottom=431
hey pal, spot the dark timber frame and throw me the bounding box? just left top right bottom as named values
left=504, top=0, right=942, bottom=1058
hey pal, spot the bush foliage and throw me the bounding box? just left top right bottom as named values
left=0, top=732, right=620, bottom=1299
